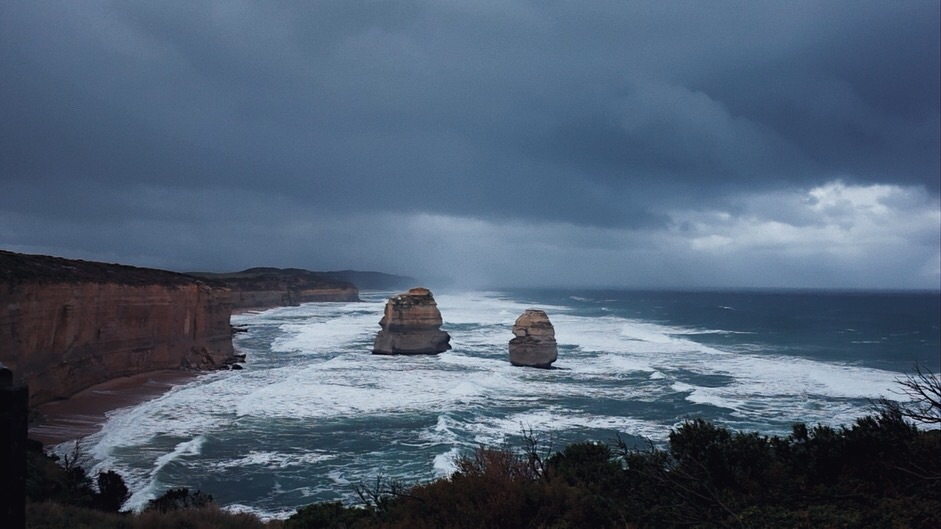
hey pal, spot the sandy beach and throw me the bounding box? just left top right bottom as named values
left=28, top=370, right=198, bottom=447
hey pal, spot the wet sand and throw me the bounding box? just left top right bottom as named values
left=29, top=370, right=198, bottom=447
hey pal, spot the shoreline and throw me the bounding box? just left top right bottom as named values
left=24, top=302, right=342, bottom=448
left=231, top=307, right=268, bottom=315
left=28, top=370, right=199, bottom=447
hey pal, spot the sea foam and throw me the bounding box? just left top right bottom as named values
left=76, top=290, right=909, bottom=517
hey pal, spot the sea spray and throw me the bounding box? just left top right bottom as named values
left=71, top=289, right=937, bottom=519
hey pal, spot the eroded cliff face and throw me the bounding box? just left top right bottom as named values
left=0, top=251, right=235, bottom=405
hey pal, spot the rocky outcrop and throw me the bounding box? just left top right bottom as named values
left=191, top=268, right=360, bottom=309
left=373, top=288, right=451, bottom=355
left=509, top=309, right=558, bottom=368
left=0, top=250, right=236, bottom=405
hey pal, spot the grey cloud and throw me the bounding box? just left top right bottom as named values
left=1, top=1, right=937, bottom=287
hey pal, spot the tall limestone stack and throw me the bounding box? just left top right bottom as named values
left=373, top=288, right=451, bottom=355
left=509, top=309, right=558, bottom=368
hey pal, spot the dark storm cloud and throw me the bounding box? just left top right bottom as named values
left=1, top=1, right=938, bottom=287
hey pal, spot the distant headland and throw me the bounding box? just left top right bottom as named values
left=0, top=249, right=412, bottom=406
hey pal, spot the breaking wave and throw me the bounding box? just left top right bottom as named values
left=73, top=289, right=913, bottom=518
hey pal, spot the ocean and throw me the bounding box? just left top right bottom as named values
left=69, top=289, right=940, bottom=519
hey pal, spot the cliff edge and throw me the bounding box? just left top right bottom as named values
left=191, top=268, right=360, bottom=310
left=0, top=250, right=236, bottom=405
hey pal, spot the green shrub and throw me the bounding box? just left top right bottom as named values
left=284, top=501, right=370, bottom=529
left=94, top=470, right=131, bottom=512
left=134, top=504, right=268, bottom=529
left=145, top=487, right=214, bottom=512
left=26, top=440, right=132, bottom=512
left=26, top=501, right=271, bottom=529
left=547, top=441, right=621, bottom=488
left=25, top=500, right=131, bottom=529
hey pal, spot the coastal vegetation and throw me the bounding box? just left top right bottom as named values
left=25, top=369, right=940, bottom=528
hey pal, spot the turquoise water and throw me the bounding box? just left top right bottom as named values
left=71, top=289, right=940, bottom=519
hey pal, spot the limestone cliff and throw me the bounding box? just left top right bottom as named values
left=191, top=268, right=360, bottom=310
left=509, top=309, right=558, bottom=368
left=0, top=250, right=235, bottom=405
left=373, top=287, right=451, bottom=355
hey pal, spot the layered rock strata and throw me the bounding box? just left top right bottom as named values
left=509, top=309, right=558, bottom=368
left=0, top=250, right=236, bottom=405
left=373, top=288, right=451, bottom=354
left=191, top=268, right=359, bottom=310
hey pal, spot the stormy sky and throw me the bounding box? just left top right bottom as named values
left=1, top=1, right=939, bottom=289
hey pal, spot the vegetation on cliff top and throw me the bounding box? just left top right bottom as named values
left=190, top=267, right=362, bottom=308
left=189, top=267, right=418, bottom=295
left=1, top=249, right=411, bottom=291
left=190, top=267, right=358, bottom=292
left=0, top=250, right=216, bottom=287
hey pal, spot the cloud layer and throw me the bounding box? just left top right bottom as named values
left=1, top=1, right=938, bottom=288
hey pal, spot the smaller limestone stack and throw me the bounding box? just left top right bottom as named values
left=509, top=309, right=558, bottom=368
left=373, top=288, right=451, bottom=355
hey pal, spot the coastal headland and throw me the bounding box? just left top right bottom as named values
left=0, top=250, right=236, bottom=407
left=0, top=250, right=401, bottom=442
left=190, top=268, right=361, bottom=310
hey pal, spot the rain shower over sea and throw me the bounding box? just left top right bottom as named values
left=74, top=289, right=940, bottom=519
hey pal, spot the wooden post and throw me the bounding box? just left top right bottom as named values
left=0, top=367, right=28, bottom=529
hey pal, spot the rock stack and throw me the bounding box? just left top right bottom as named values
left=372, top=288, right=451, bottom=355
left=509, top=309, right=558, bottom=368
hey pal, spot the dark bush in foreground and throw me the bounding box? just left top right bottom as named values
left=95, top=470, right=131, bottom=512
left=26, top=443, right=271, bottom=528
left=145, top=487, right=214, bottom=512
left=26, top=500, right=130, bottom=529
left=284, top=501, right=371, bottom=529
left=26, top=500, right=271, bottom=529
left=26, top=440, right=131, bottom=513
left=26, top=409, right=940, bottom=528
left=284, top=406, right=940, bottom=529
left=134, top=503, right=270, bottom=529
left=28, top=370, right=941, bottom=528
